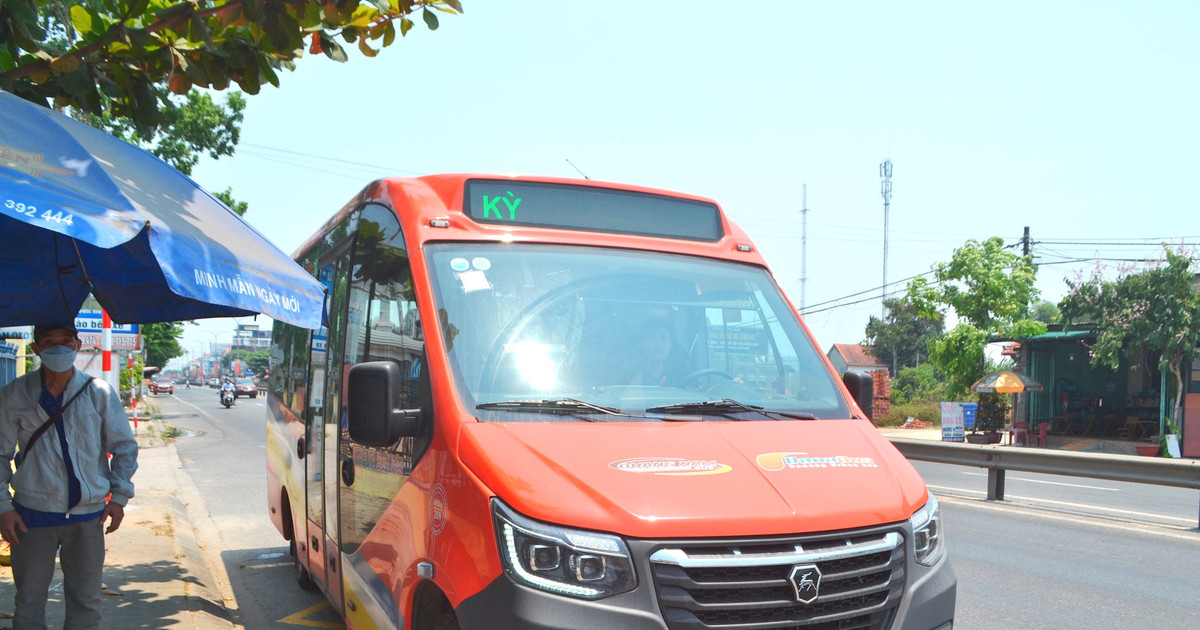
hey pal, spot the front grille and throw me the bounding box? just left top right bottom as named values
left=648, top=529, right=905, bottom=630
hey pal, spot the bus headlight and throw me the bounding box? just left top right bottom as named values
left=492, top=500, right=636, bottom=599
left=910, top=493, right=945, bottom=567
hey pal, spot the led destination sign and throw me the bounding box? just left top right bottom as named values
left=464, top=179, right=724, bottom=242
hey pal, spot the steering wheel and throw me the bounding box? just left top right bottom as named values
left=682, top=368, right=735, bottom=387
left=477, top=273, right=644, bottom=393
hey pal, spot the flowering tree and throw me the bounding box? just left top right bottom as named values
left=1060, top=247, right=1200, bottom=423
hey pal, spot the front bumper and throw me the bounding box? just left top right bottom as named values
left=456, top=524, right=955, bottom=630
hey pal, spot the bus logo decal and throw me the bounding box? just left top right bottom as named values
left=609, top=457, right=731, bottom=476
left=756, top=452, right=878, bottom=471
left=430, top=483, right=449, bottom=535
left=789, top=565, right=822, bottom=604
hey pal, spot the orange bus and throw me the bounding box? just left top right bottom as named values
left=266, top=174, right=955, bottom=630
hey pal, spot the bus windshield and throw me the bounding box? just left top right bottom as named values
left=426, top=243, right=851, bottom=421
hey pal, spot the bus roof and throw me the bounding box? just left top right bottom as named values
left=294, top=173, right=768, bottom=267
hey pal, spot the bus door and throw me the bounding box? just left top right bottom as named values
left=305, top=244, right=353, bottom=605
left=336, top=204, right=428, bottom=625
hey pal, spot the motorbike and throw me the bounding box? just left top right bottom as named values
left=221, top=388, right=235, bottom=408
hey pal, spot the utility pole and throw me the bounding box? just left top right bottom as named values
left=1022, top=226, right=1031, bottom=257
left=880, top=159, right=893, bottom=317
left=800, top=184, right=808, bottom=314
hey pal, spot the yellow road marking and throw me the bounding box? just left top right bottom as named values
left=278, top=601, right=343, bottom=628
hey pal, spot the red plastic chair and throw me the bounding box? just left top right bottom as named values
left=1012, top=421, right=1031, bottom=446
left=1030, top=422, right=1051, bottom=447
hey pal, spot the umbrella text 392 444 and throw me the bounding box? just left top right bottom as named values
left=0, top=90, right=324, bottom=328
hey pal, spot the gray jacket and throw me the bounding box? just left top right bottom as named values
left=0, top=369, right=137, bottom=516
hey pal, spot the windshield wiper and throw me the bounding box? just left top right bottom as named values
left=646, top=399, right=817, bottom=421
left=476, top=398, right=641, bottom=420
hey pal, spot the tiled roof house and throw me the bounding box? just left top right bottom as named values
left=827, top=343, right=889, bottom=375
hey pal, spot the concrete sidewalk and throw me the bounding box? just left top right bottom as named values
left=0, top=418, right=237, bottom=629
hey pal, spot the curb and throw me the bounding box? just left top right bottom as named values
left=132, top=417, right=238, bottom=629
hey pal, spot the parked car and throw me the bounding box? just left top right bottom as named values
left=206, top=378, right=220, bottom=388
left=150, top=378, right=174, bottom=395
left=234, top=377, right=258, bottom=399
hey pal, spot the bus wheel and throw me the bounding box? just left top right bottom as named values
left=427, top=612, right=459, bottom=630
left=414, top=584, right=459, bottom=630
left=291, top=539, right=318, bottom=592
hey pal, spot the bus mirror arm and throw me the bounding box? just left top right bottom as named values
left=347, top=361, right=421, bottom=447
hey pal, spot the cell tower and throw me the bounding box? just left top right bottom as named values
left=800, top=184, right=808, bottom=314
left=880, top=159, right=893, bottom=318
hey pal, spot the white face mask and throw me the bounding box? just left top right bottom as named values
left=39, top=345, right=77, bottom=373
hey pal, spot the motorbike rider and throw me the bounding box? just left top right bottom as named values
left=220, top=378, right=236, bottom=406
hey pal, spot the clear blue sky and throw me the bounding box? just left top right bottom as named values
left=180, top=0, right=1200, bottom=359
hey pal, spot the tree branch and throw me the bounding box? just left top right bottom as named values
left=1, top=0, right=240, bottom=83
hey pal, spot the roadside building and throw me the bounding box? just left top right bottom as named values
left=826, top=343, right=892, bottom=420
left=1006, top=326, right=1198, bottom=457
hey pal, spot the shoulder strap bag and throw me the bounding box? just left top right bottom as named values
left=15, top=377, right=96, bottom=468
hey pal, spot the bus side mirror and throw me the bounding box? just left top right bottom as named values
left=842, top=371, right=874, bottom=421
left=347, top=361, right=420, bottom=446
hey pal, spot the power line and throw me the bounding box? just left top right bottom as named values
left=237, top=142, right=424, bottom=176
left=804, top=253, right=1180, bottom=317
left=802, top=270, right=936, bottom=312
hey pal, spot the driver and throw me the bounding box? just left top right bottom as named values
left=625, top=318, right=684, bottom=387
left=220, top=378, right=236, bottom=405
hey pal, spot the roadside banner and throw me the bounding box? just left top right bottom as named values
left=74, top=309, right=141, bottom=351
left=940, top=402, right=965, bottom=442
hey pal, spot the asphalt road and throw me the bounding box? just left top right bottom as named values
left=148, top=389, right=1200, bottom=629
left=918, top=461, right=1200, bottom=629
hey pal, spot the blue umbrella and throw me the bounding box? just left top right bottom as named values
left=0, top=91, right=324, bottom=328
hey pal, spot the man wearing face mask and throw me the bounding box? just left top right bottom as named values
left=0, top=322, right=138, bottom=630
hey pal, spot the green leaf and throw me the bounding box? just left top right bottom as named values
left=400, top=17, right=413, bottom=36
left=258, top=55, right=281, bottom=87
left=70, top=5, right=95, bottom=35
left=50, top=55, right=81, bottom=73
left=188, top=15, right=212, bottom=45
left=443, top=0, right=464, bottom=13
left=422, top=8, right=439, bottom=30
left=95, top=73, right=123, bottom=98
left=132, top=78, right=160, bottom=135
left=319, top=33, right=348, bottom=62
left=348, top=5, right=379, bottom=28
left=382, top=21, right=396, bottom=47
left=5, top=0, right=38, bottom=24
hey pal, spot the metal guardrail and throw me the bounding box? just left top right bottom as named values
left=887, top=438, right=1200, bottom=529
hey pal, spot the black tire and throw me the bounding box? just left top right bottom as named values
left=291, top=540, right=318, bottom=592
left=427, top=611, right=459, bottom=630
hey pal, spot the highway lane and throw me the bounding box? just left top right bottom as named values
left=913, top=460, right=1200, bottom=629
left=913, top=460, right=1200, bottom=530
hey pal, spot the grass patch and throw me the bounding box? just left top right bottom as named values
left=878, top=401, right=943, bottom=428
